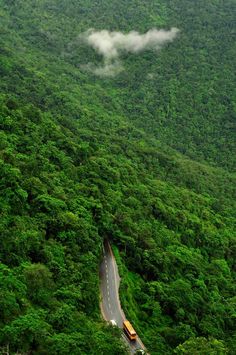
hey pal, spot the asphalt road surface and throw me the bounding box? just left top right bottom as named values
left=100, top=240, right=147, bottom=354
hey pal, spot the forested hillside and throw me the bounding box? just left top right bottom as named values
left=0, top=0, right=235, bottom=354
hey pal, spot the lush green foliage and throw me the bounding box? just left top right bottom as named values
left=0, top=0, right=235, bottom=354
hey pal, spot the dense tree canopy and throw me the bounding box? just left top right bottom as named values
left=0, top=0, right=235, bottom=354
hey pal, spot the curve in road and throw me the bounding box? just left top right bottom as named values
left=100, top=240, right=147, bottom=354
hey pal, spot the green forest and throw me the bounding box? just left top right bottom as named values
left=0, top=0, right=235, bottom=354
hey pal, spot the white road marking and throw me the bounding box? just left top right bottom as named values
left=101, top=244, right=147, bottom=353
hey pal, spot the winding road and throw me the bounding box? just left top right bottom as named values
left=100, top=240, right=146, bottom=354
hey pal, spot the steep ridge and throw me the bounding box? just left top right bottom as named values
left=0, top=1, right=235, bottom=354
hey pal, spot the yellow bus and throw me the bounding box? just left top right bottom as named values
left=123, top=320, right=137, bottom=341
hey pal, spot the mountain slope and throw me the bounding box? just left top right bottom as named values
left=0, top=0, right=235, bottom=354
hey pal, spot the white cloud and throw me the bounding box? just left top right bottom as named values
left=80, top=60, right=123, bottom=77
left=93, top=60, right=123, bottom=77
left=81, top=28, right=179, bottom=76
